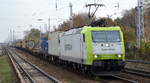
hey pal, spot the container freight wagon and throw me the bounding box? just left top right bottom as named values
left=26, top=37, right=40, bottom=53
left=40, top=38, right=48, bottom=54
left=22, top=40, right=27, bottom=49
left=15, top=40, right=22, bottom=48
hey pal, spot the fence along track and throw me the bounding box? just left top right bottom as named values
left=7, top=48, right=60, bottom=83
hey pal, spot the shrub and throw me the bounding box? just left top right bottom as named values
left=125, top=42, right=150, bottom=61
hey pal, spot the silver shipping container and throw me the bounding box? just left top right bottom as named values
left=48, top=32, right=60, bottom=56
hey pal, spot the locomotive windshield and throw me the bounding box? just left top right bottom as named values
left=92, top=31, right=121, bottom=42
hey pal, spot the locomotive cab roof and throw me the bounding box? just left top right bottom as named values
left=62, top=26, right=121, bottom=36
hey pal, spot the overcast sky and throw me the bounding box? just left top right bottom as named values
left=0, top=0, right=137, bottom=43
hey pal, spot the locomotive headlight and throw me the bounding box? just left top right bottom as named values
left=105, top=43, right=109, bottom=47
left=94, top=55, right=98, bottom=58
left=118, top=54, right=121, bottom=58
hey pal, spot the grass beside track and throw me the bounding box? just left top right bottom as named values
left=0, top=55, right=18, bottom=83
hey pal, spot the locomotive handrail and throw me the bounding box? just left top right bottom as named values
left=126, top=59, right=150, bottom=64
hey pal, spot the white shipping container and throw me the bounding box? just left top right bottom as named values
left=48, top=32, right=60, bottom=56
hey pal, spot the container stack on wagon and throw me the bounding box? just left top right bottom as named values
left=40, top=38, right=48, bottom=54
left=48, top=32, right=60, bottom=56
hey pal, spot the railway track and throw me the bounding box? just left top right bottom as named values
left=126, top=59, right=150, bottom=64
left=7, top=47, right=150, bottom=83
left=111, top=74, right=139, bottom=83
left=7, top=48, right=60, bottom=83
left=110, top=67, right=150, bottom=83
left=124, top=68, right=150, bottom=78
left=125, top=59, right=150, bottom=78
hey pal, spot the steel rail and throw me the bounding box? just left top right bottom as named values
left=111, top=75, right=139, bottom=83
left=126, top=59, right=150, bottom=64
left=8, top=48, right=60, bottom=83
left=124, top=68, right=150, bottom=78
left=13, top=50, right=60, bottom=83
left=7, top=49, right=36, bottom=83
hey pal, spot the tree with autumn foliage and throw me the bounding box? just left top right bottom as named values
left=144, top=0, right=150, bottom=41
left=115, top=9, right=136, bottom=29
left=24, top=28, right=40, bottom=41
left=56, top=13, right=95, bottom=31
left=114, top=1, right=150, bottom=60
left=56, top=12, right=117, bottom=31
left=115, top=0, right=150, bottom=42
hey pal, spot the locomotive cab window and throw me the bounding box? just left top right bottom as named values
left=92, top=31, right=121, bottom=42
left=83, top=34, right=85, bottom=42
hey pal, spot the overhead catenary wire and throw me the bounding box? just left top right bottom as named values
left=55, top=0, right=91, bottom=25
